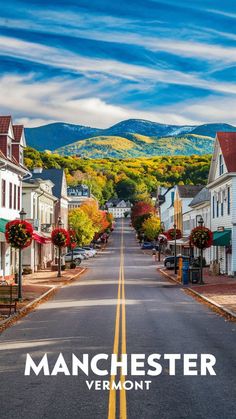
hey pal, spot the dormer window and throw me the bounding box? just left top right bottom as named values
left=219, top=154, right=224, bottom=176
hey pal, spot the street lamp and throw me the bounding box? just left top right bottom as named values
left=18, top=208, right=26, bottom=300
left=198, top=216, right=204, bottom=284
left=57, top=216, right=63, bottom=278
left=69, top=223, right=74, bottom=265
left=174, top=223, right=177, bottom=274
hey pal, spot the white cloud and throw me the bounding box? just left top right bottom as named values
left=1, top=35, right=236, bottom=96
left=1, top=74, right=236, bottom=129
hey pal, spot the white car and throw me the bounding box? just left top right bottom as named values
left=83, top=247, right=97, bottom=257
left=64, top=251, right=84, bottom=263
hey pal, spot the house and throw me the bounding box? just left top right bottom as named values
left=67, top=184, right=97, bottom=209
left=22, top=178, right=57, bottom=272
left=0, top=116, right=29, bottom=280
left=207, top=132, right=236, bottom=275
left=106, top=199, right=131, bottom=218
left=30, top=168, right=69, bottom=229
left=183, top=187, right=211, bottom=263
left=159, top=186, right=176, bottom=231
left=166, top=185, right=204, bottom=255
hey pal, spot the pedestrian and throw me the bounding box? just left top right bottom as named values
left=152, top=247, right=157, bottom=262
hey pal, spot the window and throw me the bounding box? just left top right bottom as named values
left=221, top=201, right=224, bottom=216
left=9, top=183, right=12, bottom=208
left=212, top=196, right=215, bottom=218
left=219, top=154, right=224, bottom=175
left=216, top=200, right=219, bottom=217
left=1, top=179, right=6, bottom=207
left=7, top=143, right=11, bottom=158
left=17, top=186, right=21, bottom=210
left=14, top=185, right=17, bottom=210
left=227, top=187, right=231, bottom=215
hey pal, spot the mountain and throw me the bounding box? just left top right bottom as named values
left=25, top=119, right=236, bottom=157
left=25, top=122, right=101, bottom=150
left=55, top=133, right=215, bottom=158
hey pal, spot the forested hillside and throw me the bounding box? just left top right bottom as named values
left=24, top=147, right=211, bottom=204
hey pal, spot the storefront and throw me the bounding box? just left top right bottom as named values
left=212, top=229, right=231, bottom=275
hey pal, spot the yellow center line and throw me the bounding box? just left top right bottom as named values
left=108, top=219, right=127, bottom=419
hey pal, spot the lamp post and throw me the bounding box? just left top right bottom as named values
left=57, top=216, right=63, bottom=278
left=174, top=223, right=177, bottom=274
left=18, top=208, right=26, bottom=300
left=69, top=223, right=74, bottom=265
left=198, top=216, right=204, bottom=284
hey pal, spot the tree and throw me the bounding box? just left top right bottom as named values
left=142, top=216, right=161, bottom=241
left=133, top=213, right=152, bottom=233
left=80, top=200, right=102, bottom=233
left=69, top=208, right=96, bottom=246
left=131, top=201, right=155, bottom=224
left=115, top=179, right=137, bottom=200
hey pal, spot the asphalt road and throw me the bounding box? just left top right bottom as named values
left=0, top=219, right=236, bottom=419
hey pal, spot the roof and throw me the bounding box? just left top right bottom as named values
left=217, top=132, right=236, bottom=172
left=30, top=169, right=65, bottom=198
left=177, top=185, right=204, bottom=199
left=13, top=125, right=24, bottom=142
left=0, top=116, right=11, bottom=134
left=189, top=187, right=210, bottom=207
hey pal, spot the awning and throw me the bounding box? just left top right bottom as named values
left=213, top=229, right=231, bottom=246
left=0, top=218, right=9, bottom=233
left=168, top=237, right=189, bottom=246
left=33, top=232, right=51, bottom=245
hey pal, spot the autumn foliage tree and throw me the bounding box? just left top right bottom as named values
left=142, top=216, right=161, bottom=241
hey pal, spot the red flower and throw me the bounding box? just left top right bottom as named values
left=68, top=229, right=77, bottom=249
left=189, top=226, right=213, bottom=249
left=164, top=228, right=182, bottom=241
left=51, top=228, right=70, bottom=248
left=5, top=219, right=33, bottom=249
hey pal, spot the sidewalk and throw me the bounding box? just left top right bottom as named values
left=159, top=267, right=236, bottom=319
left=0, top=266, right=86, bottom=328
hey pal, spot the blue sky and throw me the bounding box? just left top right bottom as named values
left=0, top=0, right=236, bottom=127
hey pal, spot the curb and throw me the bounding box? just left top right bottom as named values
left=0, top=267, right=87, bottom=332
left=158, top=268, right=236, bottom=320
left=0, top=286, right=56, bottom=332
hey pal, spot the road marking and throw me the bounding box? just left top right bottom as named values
left=108, top=220, right=127, bottom=419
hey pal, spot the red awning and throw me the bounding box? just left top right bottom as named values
left=33, top=232, right=51, bottom=244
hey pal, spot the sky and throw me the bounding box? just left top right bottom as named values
left=0, top=0, right=236, bottom=128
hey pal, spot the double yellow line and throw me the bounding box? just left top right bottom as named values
left=108, top=220, right=127, bottom=419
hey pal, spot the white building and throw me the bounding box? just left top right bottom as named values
left=22, top=178, right=57, bottom=272
left=183, top=187, right=211, bottom=264
left=159, top=186, right=176, bottom=231
left=207, top=132, right=236, bottom=275
left=106, top=200, right=131, bottom=218
left=0, top=116, right=29, bottom=280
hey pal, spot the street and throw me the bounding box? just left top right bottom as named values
left=0, top=219, right=236, bottom=419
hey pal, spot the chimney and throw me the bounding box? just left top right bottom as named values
left=33, top=167, right=43, bottom=174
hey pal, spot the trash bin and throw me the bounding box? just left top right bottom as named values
left=189, top=267, right=201, bottom=284
left=182, top=259, right=189, bottom=285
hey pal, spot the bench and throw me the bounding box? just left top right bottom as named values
left=0, top=284, right=18, bottom=316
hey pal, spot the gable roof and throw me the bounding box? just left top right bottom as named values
left=177, top=185, right=204, bottom=199
left=13, top=125, right=24, bottom=142
left=217, top=132, right=236, bottom=172
left=0, top=116, right=11, bottom=134
left=30, top=169, right=65, bottom=198
left=190, top=187, right=210, bottom=207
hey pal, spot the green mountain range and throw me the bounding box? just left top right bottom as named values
left=25, top=119, right=236, bottom=158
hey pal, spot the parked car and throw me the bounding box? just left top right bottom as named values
left=64, top=251, right=83, bottom=264
left=83, top=246, right=97, bottom=257
left=164, top=255, right=189, bottom=269
left=74, top=247, right=90, bottom=259
left=141, top=242, right=159, bottom=250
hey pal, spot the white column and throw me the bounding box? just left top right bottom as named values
left=231, top=178, right=236, bottom=274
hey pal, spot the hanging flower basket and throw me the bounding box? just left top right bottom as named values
left=5, top=219, right=33, bottom=249
left=68, top=229, right=77, bottom=249
left=189, top=226, right=213, bottom=249
left=51, top=228, right=70, bottom=248
left=165, top=228, right=182, bottom=241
